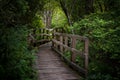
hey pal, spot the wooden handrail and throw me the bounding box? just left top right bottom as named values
left=29, top=28, right=89, bottom=78
left=54, top=32, right=88, bottom=40
left=28, top=28, right=53, bottom=46
left=39, top=34, right=52, bottom=36
left=52, top=39, right=85, bottom=58
left=52, top=32, right=89, bottom=78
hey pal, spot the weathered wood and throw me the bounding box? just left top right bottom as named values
left=52, top=29, right=55, bottom=47
left=54, top=32, right=88, bottom=40
left=43, top=29, right=45, bottom=39
left=33, top=28, right=89, bottom=78
left=40, top=30, right=43, bottom=39
left=71, top=37, right=76, bottom=62
left=28, top=33, right=36, bottom=42
left=37, top=39, right=50, bottom=43
left=60, top=35, right=63, bottom=52
left=39, top=33, right=51, bottom=36
left=46, top=30, right=49, bottom=39
left=52, top=39, right=85, bottom=58
left=35, top=28, right=53, bottom=46
left=64, top=36, right=68, bottom=52
left=52, top=46, right=86, bottom=77
left=84, top=38, right=89, bottom=77
left=36, top=43, right=81, bottom=80
left=53, top=30, right=57, bottom=49
left=52, top=32, right=89, bottom=78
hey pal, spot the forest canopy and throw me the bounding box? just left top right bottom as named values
left=0, top=0, right=120, bottom=80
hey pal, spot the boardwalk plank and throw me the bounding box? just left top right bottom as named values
left=35, top=43, right=81, bottom=80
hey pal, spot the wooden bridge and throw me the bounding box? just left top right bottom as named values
left=29, top=28, right=89, bottom=80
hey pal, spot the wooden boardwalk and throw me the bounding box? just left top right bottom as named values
left=35, top=43, right=81, bottom=80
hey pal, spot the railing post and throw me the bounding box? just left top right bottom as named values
left=41, top=28, right=43, bottom=39
left=71, top=37, right=76, bottom=62
left=43, top=29, right=45, bottom=39
left=46, top=29, right=49, bottom=39
left=84, top=38, right=89, bottom=77
left=64, top=36, right=68, bottom=52
left=52, top=29, right=55, bottom=48
left=60, top=35, right=63, bottom=52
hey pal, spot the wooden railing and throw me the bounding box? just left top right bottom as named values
left=29, top=28, right=89, bottom=77
left=28, top=28, right=52, bottom=46
left=38, top=28, right=52, bottom=43
left=52, top=30, right=89, bottom=78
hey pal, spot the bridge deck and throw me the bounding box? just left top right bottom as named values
left=35, top=43, right=81, bottom=80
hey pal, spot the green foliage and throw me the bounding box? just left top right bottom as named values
left=0, top=26, right=36, bottom=80
left=32, top=14, right=45, bottom=28
left=0, top=0, right=27, bottom=26
left=0, top=0, right=46, bottom=80
left=52, top=7, right=68, bottom=28
left=63, top=51, right=71, bottom=60
left=0, top=0, right=120, bottom=79
left=0, top=0, right=44, bottom=27
left=73, top=13, right=120, bottom=54
left=0, top=0, right=43, bottom=79
left=87, top=73, right=113, bottom=80
left=71, top=13, right=120, bottom=79
left=75, top=56, right=84, bottom=68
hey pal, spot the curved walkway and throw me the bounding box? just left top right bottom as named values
left=36, top=43, right=81, bottom=80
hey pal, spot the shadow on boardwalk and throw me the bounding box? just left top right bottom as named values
left=35, top=43, right=81, bottom=80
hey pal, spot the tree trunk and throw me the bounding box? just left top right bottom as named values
left=59, top=0, right=72, bottom=26
left=59, top=0, right=75, bottom=34
left=43, top=10, right=52, bottom=28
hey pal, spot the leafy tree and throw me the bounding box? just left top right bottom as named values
left=42, top=0, right=59, bottom=28
left=0, top=0, right=44, bottom=80
left=52, top=7, right=68, bottom=28
left=72, top=13, right=120, bottom=80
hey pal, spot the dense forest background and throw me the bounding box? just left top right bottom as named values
left=0, top=0, right=120, bottom=80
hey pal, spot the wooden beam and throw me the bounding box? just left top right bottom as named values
left=52, top=47, right=86, bottom=77
left=52, top=39, right=84, bottom=58
left=60, top=35, right=63, bottom=52
left=84, top=38, right=89, bottom=77
left=71, top=37, right=76, bottom=62
left=54, top=32, right=88, bottom=40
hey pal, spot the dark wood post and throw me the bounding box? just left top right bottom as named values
left=41, top=28, right=43, bottom=39
left=52, top=29, right=55, bottom=48
left=64, top=36, right=68, bottom=52
left=60, top=35, right=63, bottom=52
left=46, top=30, right=49, bottom=39
left=71, top=37, right=76, bottom=62
left=84, top=38, right=89, bottom=77
left=43, top=29, right=45, bottom=39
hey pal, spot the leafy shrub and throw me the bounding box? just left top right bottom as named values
left=32, top=14, right=45, bottom=28
left=87, top=73, right=113, bottom=80
left=0, top=25, right=36, bottom=80
left=71, top=13, right=120, bottom=79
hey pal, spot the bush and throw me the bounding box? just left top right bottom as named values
left=0, top=25, right=36, bottom=80
left=71, top=13, right=120, bottom=79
